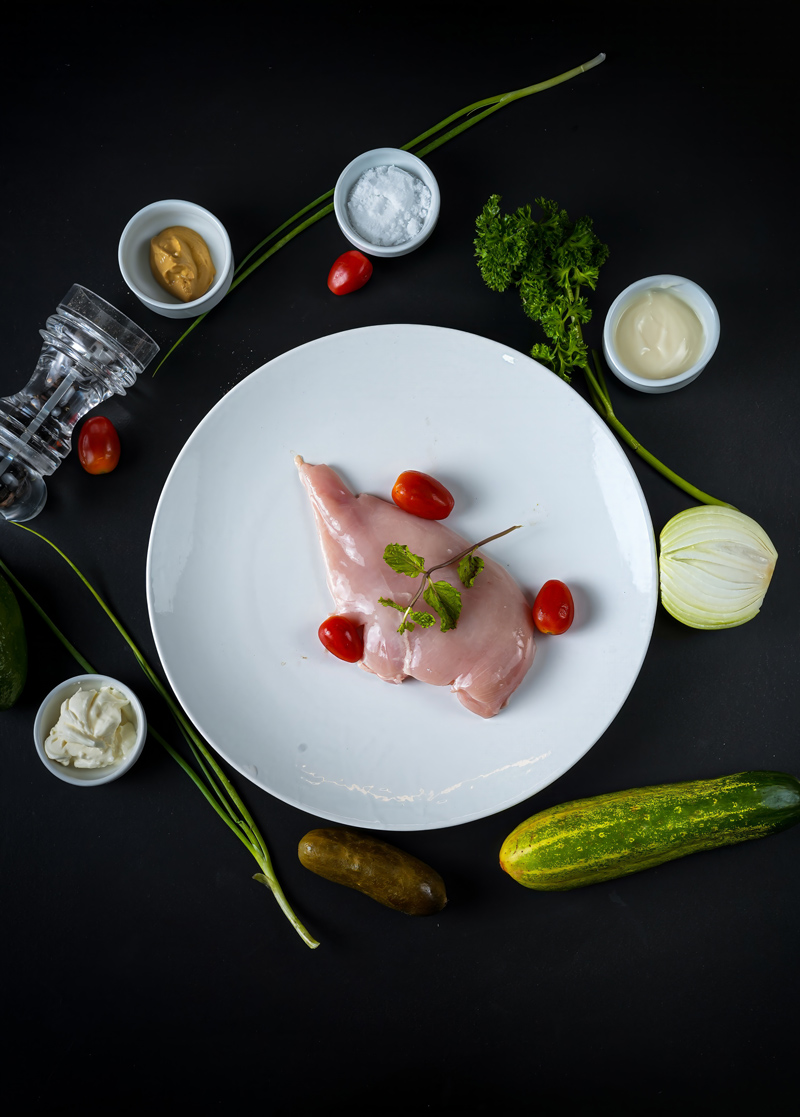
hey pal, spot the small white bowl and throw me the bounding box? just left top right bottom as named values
left=34, top=674, right=147, bottom=786
left=118, top=199, right=234, bottom=319
left=603, top=274, right=720, bottom=394
left=333, top=147, right=440, bottom=258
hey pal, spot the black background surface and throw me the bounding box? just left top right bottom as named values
left=2, top=5, right=797, bottom=1111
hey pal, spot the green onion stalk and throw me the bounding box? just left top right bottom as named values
left=153, top=53, right=607, bottom=374
left=1, top=530, right=319, bottom=949
left=583, top=352, right=736, bottom=510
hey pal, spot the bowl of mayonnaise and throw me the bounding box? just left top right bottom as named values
left=603, top=274, right=720, bottom=394
left=34, top=674, right=146, bottom=786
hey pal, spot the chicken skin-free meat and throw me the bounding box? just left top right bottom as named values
left=297, top=457, right=535, bottom=718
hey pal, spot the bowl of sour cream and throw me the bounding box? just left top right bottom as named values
left=603, top=274, right=720, bottom=394
left=34, top=674, right=146, bottom=786
left=333, top=148, right=440, bottom=258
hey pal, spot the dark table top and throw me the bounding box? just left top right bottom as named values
left=3, top=7, right=797, bottom=1111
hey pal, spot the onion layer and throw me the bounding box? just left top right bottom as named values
left=659, top=506, right=778, bottom=630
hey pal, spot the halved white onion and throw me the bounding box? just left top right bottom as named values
left=659, top=506, right=778, bottom=629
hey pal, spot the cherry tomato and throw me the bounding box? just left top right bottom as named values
left=78, top=416, right=121, bottom=475
left=532, top=580, right=575, bottom=635
left=327, top=250, right=373, bottom=295
left=318, top=615, right=364, bottom=662
left=391, top=471, right=455, bottom=520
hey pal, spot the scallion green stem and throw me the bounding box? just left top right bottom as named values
left=585, top=351, right=736, bottom=510
left=227, top=203, right=335, bottom=291
left=233, top=189, right=335, bottom=277
left=152, top=54, right=606, bottom=375
left=405, top=53, right=606, bottom=159
left=3, top=535, right=319, bottom=950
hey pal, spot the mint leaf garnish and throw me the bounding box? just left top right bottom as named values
left=423, top=580, right=462, bottom=632
left=458, top=553, right=484, bottom=588
left=378, top=525, right=521, bottom=636
left=378, top=597, right=436, bottom=633
left=383, top=544, right=426, bottom=577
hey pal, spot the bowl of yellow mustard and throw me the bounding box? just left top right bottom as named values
left=118, top=199, right=234, bottom=319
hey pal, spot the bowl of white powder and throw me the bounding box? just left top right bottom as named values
left=333, top=148, right=440, bottom=257
left=34, top=674, right=147, bottom=786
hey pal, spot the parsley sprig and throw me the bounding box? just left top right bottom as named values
left=475, top=195, right=608, bottom=385
left=379, top=526, right=520, bottom=634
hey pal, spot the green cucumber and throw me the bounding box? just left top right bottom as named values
left=0, top=571, right=27, bottom=712
left=499, top=771, right=800, bottom=891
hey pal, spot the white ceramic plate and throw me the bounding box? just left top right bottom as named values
left=147, top=325, right=657, bottom=830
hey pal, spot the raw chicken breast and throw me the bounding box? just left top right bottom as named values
left=297, top=457, right=535, bottom=718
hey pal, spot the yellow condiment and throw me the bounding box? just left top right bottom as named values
left=149, top=225, right=216, bottom=303
left=614, top=288, right=704, bottom=380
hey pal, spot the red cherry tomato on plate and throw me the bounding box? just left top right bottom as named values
left=391, top=471, right=454, bottom=520
left=78, top=416, right=121, bottom=475
left=318, top=616, right=364, bottom=662
left=327, top=250, right=373, bottom=295
left=532, top=580, right=574, bottom=635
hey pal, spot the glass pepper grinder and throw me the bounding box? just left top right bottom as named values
left=0, top=284, right=158, bottom=523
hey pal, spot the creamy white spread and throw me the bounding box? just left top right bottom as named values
left=45, top=686, right=137, bottom=769
left=614, top=287, right=704, bottom=379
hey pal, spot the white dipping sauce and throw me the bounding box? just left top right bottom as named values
left=347, top=164, right=431, bottom=247
left=614, top=287, right=704, bottom=379
left=45, top=686, right=137, bottom=769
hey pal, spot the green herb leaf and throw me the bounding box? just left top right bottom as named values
left=457, top=553, right=484, bottom=588
left=383, top=544, right=426, bottom=577
left=406, top=611, right=436, bottom=631
left=379, top=596, right=405, bottom=613
left=475, top=195, right=608, bottom=385
left=424, top=580, right=462, bottom=632
left=379, top=597, right=436, bottom=634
